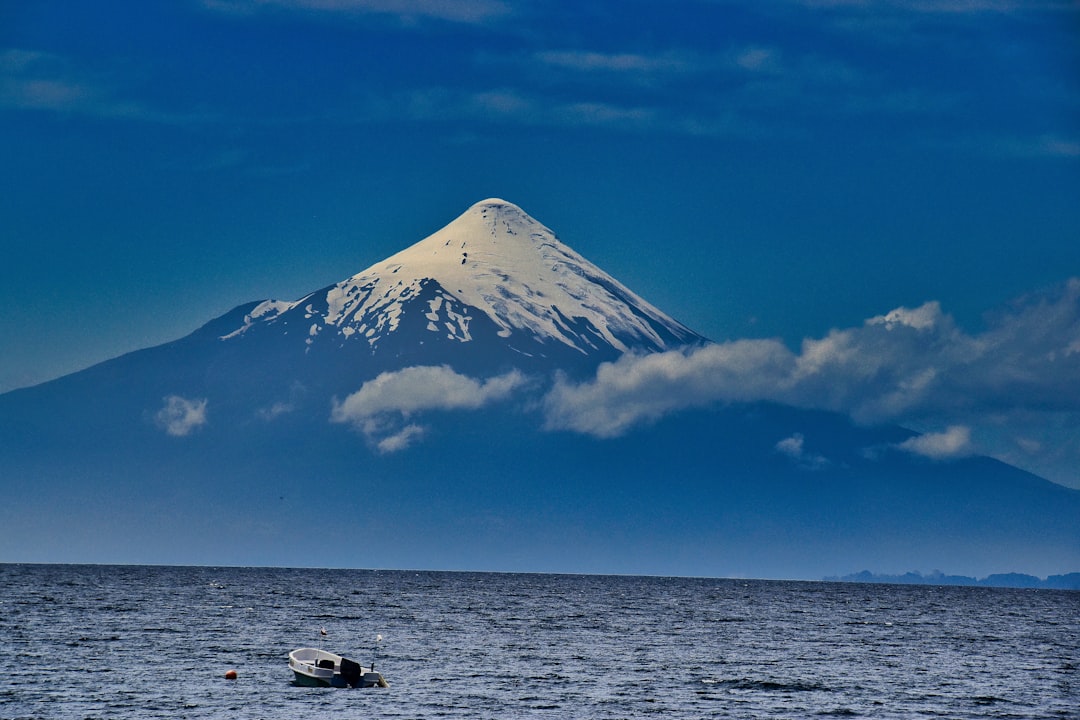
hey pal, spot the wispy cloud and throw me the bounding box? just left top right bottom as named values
left=533, top=49, right=697, bottom=75
left=257, top=401, right=295, bottom=421
left=155, top=395, right=209, bottom=437
left=378, top=80, right=783, bottom=138
left=0, top=48, right=209, bottom=123
left=331, top=365, right=526, bottom=451
left=12, top=1, right=1063, bottom=160
left=994, top=133, right=1080, bottom=160
left=366, top=85, right=669, bottom=135
left=201, top=0, right=512, bottom=24
left=0, top=49, right=127, bottom=116
left=733, top=46, right=782, bottom=73
left=790, top=0, right=1074, bottom=14
left=464, top=39, right=962, bottom=139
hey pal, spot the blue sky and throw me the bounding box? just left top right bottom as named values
left=2, top=1, right=1079, bottom=485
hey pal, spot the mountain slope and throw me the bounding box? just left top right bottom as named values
left=0, top=199, right=707, bottom=433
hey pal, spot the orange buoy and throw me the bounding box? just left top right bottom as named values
left=224, top=669, right=238, bottom=680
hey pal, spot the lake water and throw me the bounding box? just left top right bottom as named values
left=1, top=565, right=1077, bottom=719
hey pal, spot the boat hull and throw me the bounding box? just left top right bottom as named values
left=292, top=670, right=331, bottom=687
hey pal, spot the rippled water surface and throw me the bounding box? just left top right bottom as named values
left=1, top=565, right=1076, bottom=719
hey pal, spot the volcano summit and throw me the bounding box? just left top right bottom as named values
left=219, top=198, right=705, bottom=383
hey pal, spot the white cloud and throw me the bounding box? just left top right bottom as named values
left=775, top=433, right=805, bottom=457
left=541, top=279, right=1080, bottom=482
left=775, top=433, right=830, bottom=469
left=376, top=423, right=426, bottom=453
left=869, top=301, right=943, bottom=330
left=333, top=365, right=525, bottom=418
left=895, top=425, right=973, bottom=459
left=155, top=395, right=209, bottom=437
left=542, top=339, right=795, bottom=437
left=331, top=365, right=526, bottom=451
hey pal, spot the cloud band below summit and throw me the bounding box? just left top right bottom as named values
left=543, top=279, right=1080, bottom=481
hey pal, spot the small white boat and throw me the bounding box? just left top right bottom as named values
left=289, top=647, right=389, bottom=688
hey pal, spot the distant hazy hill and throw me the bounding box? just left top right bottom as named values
left=827, top=570, right=1080, bottom=590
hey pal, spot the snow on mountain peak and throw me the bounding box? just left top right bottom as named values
left=474, top=197, right=513, bottom=207
left=226, top=199, right=704, bottom=361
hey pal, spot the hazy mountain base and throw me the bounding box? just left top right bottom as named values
left=2, top=390, right=1078, bottom=579
left=827, top=570, right=1080, bottom=590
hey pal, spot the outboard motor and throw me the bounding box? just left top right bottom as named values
left=339, top=657, right=364, bottom=687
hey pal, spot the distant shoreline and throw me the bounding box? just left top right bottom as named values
left=825, top=570, right=1080, bottom=590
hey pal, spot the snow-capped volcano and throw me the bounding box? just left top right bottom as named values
left=223, top=199, right=705, bottom=372
left=3, top=200, right=1078, bottom=581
